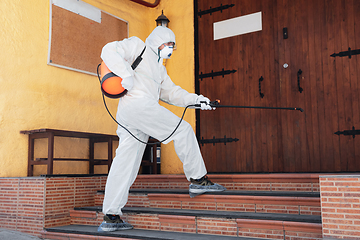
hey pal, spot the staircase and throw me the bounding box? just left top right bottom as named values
left=41, top=174, right=323, bottom=240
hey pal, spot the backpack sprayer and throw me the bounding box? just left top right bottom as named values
left=97, top=49, right=303, bottom=145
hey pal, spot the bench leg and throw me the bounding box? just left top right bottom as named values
left=89, top=138, right=95, bottom=174
left=47, top=132, right=54, bottom=175
left=152, top=145, right=157, bottom=174
left=27, top=135, right=35, bottom=176
left=108, top=138, right=113, bottom=172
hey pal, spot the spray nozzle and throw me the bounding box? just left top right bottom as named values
left=200, top=99, right=220, bottom=108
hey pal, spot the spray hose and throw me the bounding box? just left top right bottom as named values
left=100, top=98, right=303, bottom=145
left=97, top=65, right=303, bottom=145
left=101, top=93, right=197, bottom=145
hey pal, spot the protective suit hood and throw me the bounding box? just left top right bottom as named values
left=145, top=26, right=176, bottom=54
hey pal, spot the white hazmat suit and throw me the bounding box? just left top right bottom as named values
left=101, top=26, right=208, bottom=216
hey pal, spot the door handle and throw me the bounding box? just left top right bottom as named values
left=259, top=76, right=264, bottom=98
left=297, top=69, right=303, bottom=93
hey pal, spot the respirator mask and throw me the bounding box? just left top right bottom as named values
left=159, top=45, right=174, bottom=59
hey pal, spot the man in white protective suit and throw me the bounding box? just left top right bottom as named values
left=98, top=26, right=226, bottom=232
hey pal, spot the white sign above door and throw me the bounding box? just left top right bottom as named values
left=214, top=11, right=262, bottom=40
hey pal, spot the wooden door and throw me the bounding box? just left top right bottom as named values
left=195, top=0, right=360, bottom=173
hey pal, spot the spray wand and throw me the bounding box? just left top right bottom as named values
left=198, top=100, right=304, bottom=112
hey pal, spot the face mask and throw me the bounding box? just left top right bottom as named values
left=159, top=45, right=174, bottom=59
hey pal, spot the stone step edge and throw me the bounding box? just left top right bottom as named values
left=97, top=190, right=321, bottom=206
left=134, top=173, right=321, bottom=183
left=72, top=206, right=322, bottom=224
left=41, top=229, right=146, bottom=240
left=42, top=224, right=262, bottom=240
left=99, top=189, right=320, bottom=197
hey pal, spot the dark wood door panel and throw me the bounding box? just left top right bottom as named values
left=198, top=0, right=281, bottom=173
left=196, top=0, right=360, bottom=173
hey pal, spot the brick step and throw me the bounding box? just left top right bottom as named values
left=42, top=224, right=260, bottom=240
left=95, top=189, right=321, bottom=216
left=131, top=174, right=320, bottom=192
left=68, top=207, right=322, bottom=239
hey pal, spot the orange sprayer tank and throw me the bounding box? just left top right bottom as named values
left=100, top=61, right=127, bottom=98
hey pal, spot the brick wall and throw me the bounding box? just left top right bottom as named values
left=44, top=176, right=107, bottom=228
left=159, top=215, right=196, bottom=233
left=237, top=219, right=323, bottom=240
left=320, top=175, right=360, bottom=239
left=0, top=176, right=107, bottom=237
left=0, top=178, right=45, bottom=237
left=197, top=217, right=238, bottom=236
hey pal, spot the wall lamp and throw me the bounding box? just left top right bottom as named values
left=156, top=10, right=170, bottom=27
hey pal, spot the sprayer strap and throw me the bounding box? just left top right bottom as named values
left=101, top=72, right=117, bottom=84
left=139, top=46, right=146, bottom=57
left=131, top=46, right=146, bottom=70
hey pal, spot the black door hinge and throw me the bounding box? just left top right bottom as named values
left=331, top=47, right=360, bottom=59
left=198, top=4, right=235, bottom=17
left=199, top=68, right=237, bottom=81
left=199, top=135, right=239, bottom=146
left=335, top=126, right=360, bottom=138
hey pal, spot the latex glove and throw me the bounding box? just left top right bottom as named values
left=121, top=76, right=134, bottom=91
left=195, top=95, right=214, bottom=110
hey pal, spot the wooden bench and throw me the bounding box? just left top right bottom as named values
left=20, top=128, right=159, bottom=176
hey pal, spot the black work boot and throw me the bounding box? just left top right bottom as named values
left=97, top=214, right=133, bottom=232
left=189, top=175, right=226, bottom=197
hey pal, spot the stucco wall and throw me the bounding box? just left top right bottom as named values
left=0, top=0, right=195, bottom=177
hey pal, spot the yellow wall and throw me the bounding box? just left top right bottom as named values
left=0, top=0, right=195, bottom=177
